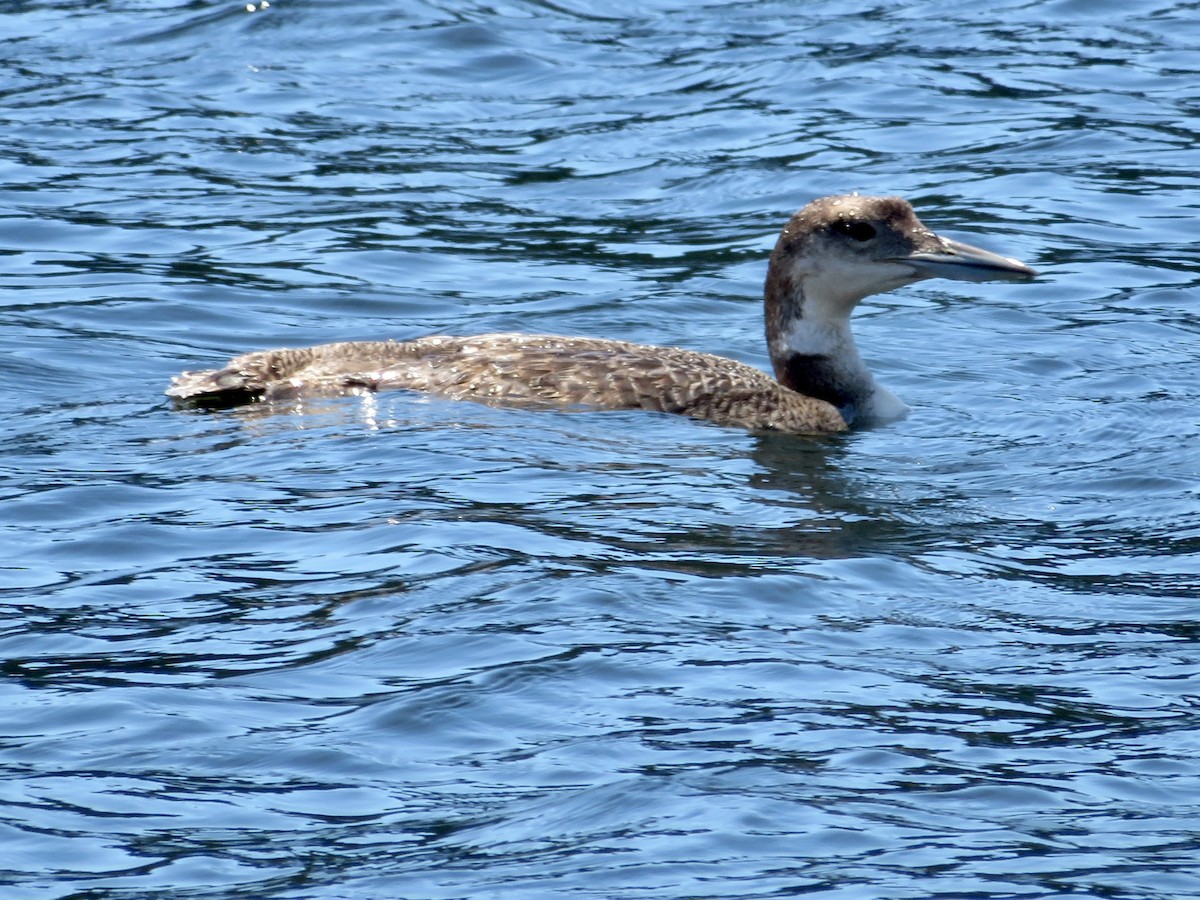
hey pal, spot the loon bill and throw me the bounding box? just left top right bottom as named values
left=167, top=194, right=1036, bottom=434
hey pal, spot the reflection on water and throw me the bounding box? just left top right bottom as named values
left=3, top=0, right=1200, bottom=897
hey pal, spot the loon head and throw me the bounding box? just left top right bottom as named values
left=767, top=194, right=1036, bottom=325
left=764, top=194, right=1036, bottom=423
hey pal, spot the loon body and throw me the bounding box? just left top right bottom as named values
left=167, top=195, right=1035, bottom=434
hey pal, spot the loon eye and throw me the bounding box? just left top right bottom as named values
left=832, top=220, right=877, bottom=242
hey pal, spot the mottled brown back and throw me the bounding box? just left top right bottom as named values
left=168, top=333, right=847, bottom=434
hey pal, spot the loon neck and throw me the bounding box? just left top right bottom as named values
left=764, top=264, right=902, bottom=425
left=773, top=318, right=876, bottom=422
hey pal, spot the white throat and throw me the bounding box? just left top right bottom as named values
left=777, top=312, right=856, bottom=359
left=775, top=313, right=909, bottom=426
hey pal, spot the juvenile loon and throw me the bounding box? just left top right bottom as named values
left=167, top=195, right=1035, bottom=433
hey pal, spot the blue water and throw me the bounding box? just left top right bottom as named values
left=3, top=1, right=1200, bottom=897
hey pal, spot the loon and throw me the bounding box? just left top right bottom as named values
left=167, top=195, right=1035, bottom=433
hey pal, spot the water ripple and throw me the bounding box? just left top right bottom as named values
left=3, top=0, right=1200, bottom=897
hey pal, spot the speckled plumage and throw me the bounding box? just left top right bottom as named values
left=167, top=334, right=849, bottom=432
left=168, top=195, right=1036, bottom=434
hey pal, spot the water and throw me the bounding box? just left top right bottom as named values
left=3, top=1, right=1199, bottom=897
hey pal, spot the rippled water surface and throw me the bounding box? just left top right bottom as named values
left=3, top=1, right=1200, bottom=897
